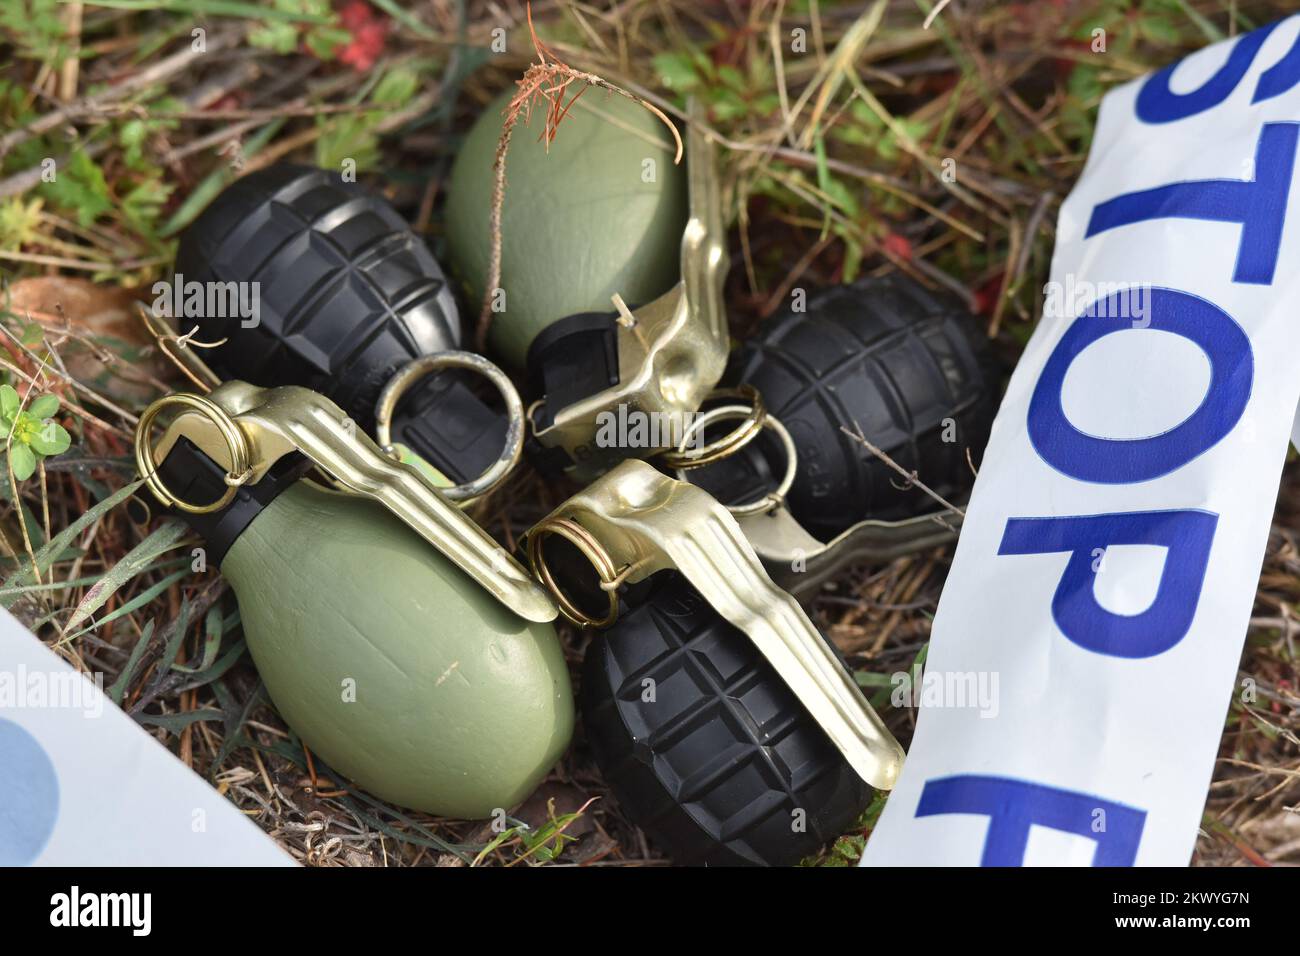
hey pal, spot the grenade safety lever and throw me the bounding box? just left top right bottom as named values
left=675, top=397, right=964, bottom=600
left=527, top=102, right=730, bottom=481
left=524, top=458, right=904, bottom=790
left=136, top=380, right=558, bottom=624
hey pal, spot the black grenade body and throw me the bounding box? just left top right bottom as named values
left=727, top=275, right=997, bottom=539
left=174, top=166, right=493, bottom=480
left=582, top=572, right=871, bottom=866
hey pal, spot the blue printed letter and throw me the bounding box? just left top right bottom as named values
left=998, top=510, right=1217, bottom=659
left=1085, top=123, right=1297, bottom=284
left=1137, top=19, right=1300, bottom=122
left=917, top=776, right=1146, bottom=866
left=1028, top=289, right=1252, bottom=483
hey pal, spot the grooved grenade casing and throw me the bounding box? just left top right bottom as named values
left=174, top=165, right=514, bottom=488
left=524, top=460, right=901, bottom=864
left=583, top=571, right=873, bottom=866
left=691, top=275, right=1000, bottom=598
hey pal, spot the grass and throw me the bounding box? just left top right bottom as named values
left=0, top=0, right=1297, bottom=866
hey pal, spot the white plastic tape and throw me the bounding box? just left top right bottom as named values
left=862, top=16, right=1300, bottom=866
left=0, top=610, right=292, bottom=865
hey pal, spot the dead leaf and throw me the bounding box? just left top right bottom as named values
left=6, top=276, right=177, bottom=401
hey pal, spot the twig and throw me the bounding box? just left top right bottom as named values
left=840, top=422, right=965, bottom=518
left=0, top=31, right=235, bottom=159
left=923, top=0, right=953, bottom=31
left=0, top=319, right=139, bottom=432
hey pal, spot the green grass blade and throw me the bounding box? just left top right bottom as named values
left=63, top=519, right=189, bottom=633
left=136, top=709, right=224, bottom=733
left=1173, top=0, right=1225, bottom=43
left=367, top=0, right=435, bottom=38
left=82, top=1, right=333, bottom=24
left=62, top=563, right=191, bottom=642
left=2, top=478, right=144, bottom=601
left=108, top=618, right=154, bottom=704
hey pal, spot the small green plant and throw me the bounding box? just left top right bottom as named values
left=247, top=0, right=349, bottom=59
left=1, top=384, right=71, bottom=481
left=470, top=797, right=596, bottom=866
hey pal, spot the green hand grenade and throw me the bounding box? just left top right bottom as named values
left=445, top=90, right=687, bottom=370
left=446, top=94, right=729, bottom=481
left=137, top=382, right=573, bottom=819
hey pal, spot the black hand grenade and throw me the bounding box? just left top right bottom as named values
left=174, top=165, right=507, bottom=485
left=702, top=274, right=998, bottom=537
left=582, top=571, right=872, bottom=866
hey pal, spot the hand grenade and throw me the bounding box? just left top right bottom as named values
left=173, top=165, right=514, bottom=489
left=523, top=459, right=901, bottom=865
left=728, top=274, right=997, bottom=534
left=582, top=570, right=872, bottom=866
left=136, top=382, right=572, bottom=818
left=685, top=274, right=999, bottom=595
left=446, top=96, right=729, bottom=481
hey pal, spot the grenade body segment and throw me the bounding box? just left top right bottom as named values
left=582, top=572, right=871, bottom=866
left=445, top=91, right=688, bottom=370
left=727, top=275, right=997, bottom=539
left=223, top=480, right=573, bottom=818
left=144, top=382, right=574, bottom=820
left=177, top=165, right=461, bottom=403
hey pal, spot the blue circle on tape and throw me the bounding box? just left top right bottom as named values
left=0, top=718, right=59, bottom=865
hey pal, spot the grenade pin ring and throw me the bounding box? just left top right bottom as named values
left=374, top=351, right=525, bottom=502
left=659, top=385, right=766, bottom=469
left=674, top=403, right=799, bottom=517
left=526, top=516, right=621, bottom=628
left=135, top=392, right=253, bottom=514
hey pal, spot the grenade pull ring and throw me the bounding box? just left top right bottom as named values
left=135, top=381, right=558, bottom=624
left=524, top=459, right=904, bottom=790
left=526, top=516, right=621, bottom=628
left=374, top=351, right=525, bottom=502
left=669, top=381, right=967, bottom=600
left=658, top=384, right=767, bottom=470
left=671, top=402, right=798, bottom=517
left=135, top=392, right=252, bottom=514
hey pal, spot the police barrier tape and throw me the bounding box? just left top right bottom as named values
left=0, top=608, right=292, bottom=866
left=862, top=15, right=1300, bottom=866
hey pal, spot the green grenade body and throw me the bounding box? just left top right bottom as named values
left=221, top=481, right=573, bottom=818
left=445, top=91, right=687, bottom=369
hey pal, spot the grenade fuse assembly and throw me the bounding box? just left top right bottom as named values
left=684, top=275, right=999, bottom=598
